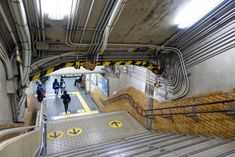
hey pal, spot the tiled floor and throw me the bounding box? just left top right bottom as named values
left=46, top=111, right=148, bottom=155
left=33, top=76, right=99, bottom=120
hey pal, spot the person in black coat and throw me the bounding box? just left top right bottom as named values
left=36, top=83, right=45, bottom=102
left=60, top=90, right=71, bottom=114
left=52, top=79, right=60, bottom=96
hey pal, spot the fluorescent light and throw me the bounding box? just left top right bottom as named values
left=41, top=0, right=74, bottom=20
left=175, top=0, right=224, bottom=29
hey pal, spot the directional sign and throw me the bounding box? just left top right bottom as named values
left=67, top=127, right=82, bottom=136
left=109, top=120, right=123, bottom=128
left=47, top=131, right=64, bottom=140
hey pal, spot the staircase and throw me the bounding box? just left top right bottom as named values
left=45, top=111, right=235, bottom=157
left=46, top=131, right=235, bottom=157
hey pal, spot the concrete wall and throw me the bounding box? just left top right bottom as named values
left=188, top=47, right=235, bottom=96
left=106, top=66, right=146, bottom=96
left=108, top=73, right=129, bottom=96
left=0, top=60, right=13, bottom=122
left=183, top=18, right=235, bottom=97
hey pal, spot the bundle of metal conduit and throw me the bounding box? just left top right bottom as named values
left=8, top=0, right=32, bottom=86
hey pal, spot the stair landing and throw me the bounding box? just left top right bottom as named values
left=46, top=111, right=147, bottom=155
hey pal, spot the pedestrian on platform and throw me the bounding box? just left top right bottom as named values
left=61, top=90, right=71, bottom=114
left=36, top=83, right=45, bottom=102
left=60, top=78, right=66, bottom=94
left=52, top=79, right=60, bottom=96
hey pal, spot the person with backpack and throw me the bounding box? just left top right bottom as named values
left=61, top=90, right=71, bottom=114
left=60, top=78, right=66, bottom=94
left=52, top=79, right=60, bottom=96
left=36, top=83, right=45, bottom=102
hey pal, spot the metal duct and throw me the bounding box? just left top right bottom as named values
left=8, top=0, right=32, bottom=86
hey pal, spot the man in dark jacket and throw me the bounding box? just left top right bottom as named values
left=52, top=79, right=60, bottom=96
left=61, top=90, right=71, bottom=114
left=36, top=83, right=45, bottom=102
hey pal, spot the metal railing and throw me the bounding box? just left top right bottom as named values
left=102, top=93, right=145, bottom=115
left=0, top=102, right=45, bottom=157
left=38, top=114, right=47, bottom=157
left=102, top=92, right=235, bottom=122
left=144, top=99, right=235, bottom=121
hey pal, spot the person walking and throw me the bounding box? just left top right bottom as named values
left=60, top=78, right=66, bottom=94
left=61, top=90, right=71, bottom=114
left=52, top=79, right=60, bottom=96
left=36, top=83, right=45, bottom=102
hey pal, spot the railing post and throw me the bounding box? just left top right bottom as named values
left=146, top=95, right=154, bottom=130
left=42, top=115, right=47, bottom=156
left=145, top=70, right=154, bottom=130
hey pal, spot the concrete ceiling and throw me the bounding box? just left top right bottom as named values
left=43, top=0, right=191, bottom=46
left=109, top=0, right=190, bottom=45
left=0, top=0, right=193, bottom=56
left=2, top=0, right=222, bottom=67
left=33, top=0, right=192, bottom=54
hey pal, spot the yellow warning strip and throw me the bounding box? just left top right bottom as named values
left=65, top=62, right=74, bottom=67
left=74, top=91, right=91, bottom=112
left=46, top=67, right=54, bottom=75
left=32, top=73, right=41, bottom=80
left=53, top=111, right=99, bottom=120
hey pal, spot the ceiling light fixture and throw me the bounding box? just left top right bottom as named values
left=41, top=0, right=74, bottom=20
left=175, top=0, right=224, bottom=29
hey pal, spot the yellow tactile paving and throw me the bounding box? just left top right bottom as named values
left=70, top=91, right=92, bottom=113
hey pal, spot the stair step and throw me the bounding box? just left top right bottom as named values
left=189, top=140, right=235, bottom=157
left=46, top=133, right=235, bottom=157
left=46, top=132, right=159, bottom=157
left=215, top=149, right=235, bottom=157
left=96, top=134, right=189, bottom=157
left=62, top=134, right=184, bottom=157
left=160, top=137, right=221, bottom=157
left=219, top=152, right=235, bottom=157
left=119, top=136, right=205, bottom=157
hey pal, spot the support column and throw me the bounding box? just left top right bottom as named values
left=85, top=74, right=91, bottom=95
left=145, top=70, right=155, bottom=130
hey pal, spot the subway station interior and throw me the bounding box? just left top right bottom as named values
left=0, top=0, right=235, bottom=156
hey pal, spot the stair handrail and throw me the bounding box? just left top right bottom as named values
left=102, top=93, right=145, bottom=115
left=144, top=99, right=235, bottom=118
left=0, top=102, right=45, bottom=157
left=145, top=99, right=235, bottom=112
left=0, top=125, right=38, bottom=138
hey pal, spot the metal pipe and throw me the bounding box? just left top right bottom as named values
left=16, top=48, right=24, bottom=85
left=72, top=0, right=84, bottom=43
left=67, top=0, right=81, bottom=46
left=31, top=0, right=41, bottom=41
left=8, top=0, right=32, bottom=86
left=187, top=43, right=235, bottom=69
left=38, top=0, right=45, bottom=57
left=184, top=22, right=234, bottom=62
left=98, top=0, right=127, bottom=57
left=107, top=44, right=190, bottom=99
left=162, top=0, right=233, bottom=47
left=88, top=0, right=116, bottom=56
left=0, top=4, right=16, bottom=79
left=179, top=9, right=234, bottom=50
left=185, top=32, right=234, bottom=68
left=79, top=0, right=95, bottom=45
